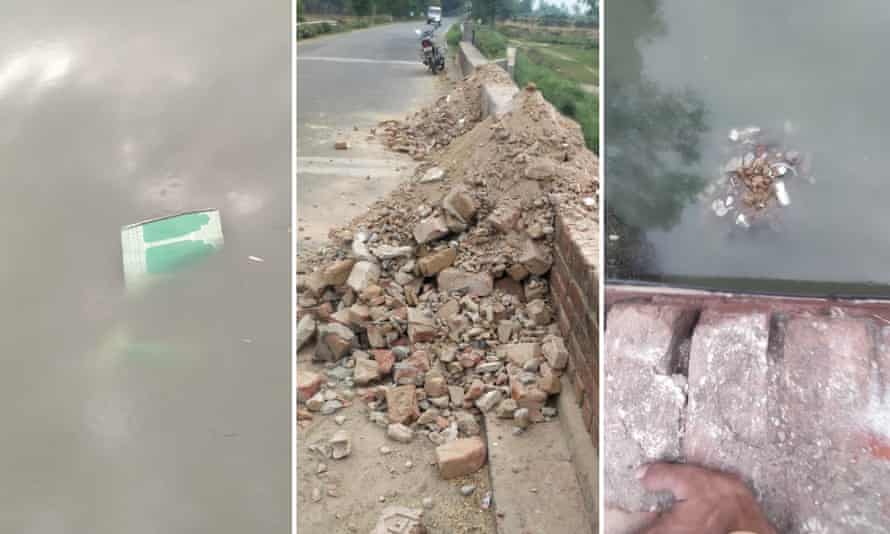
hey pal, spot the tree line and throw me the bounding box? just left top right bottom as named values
left=298, top=0, right=465, bottom=18
left=472, top=0, right=595, bottom=26
left=298, top=0, right=595, bottom=20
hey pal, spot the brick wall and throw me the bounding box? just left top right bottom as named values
left=603, top=288, right=890, bottom=532
left=550, top=210, right=599, bottom=445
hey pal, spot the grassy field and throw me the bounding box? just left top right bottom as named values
left=522, top=45, right=597, bottom=87
left=473, top=26, right=508, bottom=59
left=497, top=23, right=597, bottom=88
left=498, top=22, right=597, bottom=47
left=476, top=23, right=598, bottom=153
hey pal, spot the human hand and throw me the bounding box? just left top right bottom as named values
left=636, top=463, right=777, bottom=534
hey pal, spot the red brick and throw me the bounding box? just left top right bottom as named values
left=297, top=370, right=324, bottom=402
left=556, top=306, right=571, bottom=341
left=386, top=385, right=420, bottom=424
left=604, top=303, right=697, bottom=374
left=783, top=316, right=873, bottom=452
left=683, top=311, right=771, bottom=466
left=581, top=394, right=593, bottom=432
left=436, top=437, right=487, bottom=479
left=604, top=356, right=685, bottom=511
left=372, top=349, right=395, bottom=375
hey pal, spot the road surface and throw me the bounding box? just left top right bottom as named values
left=0, top=2, right=290, bottom=532
left=296, top=19, right=456, bottom=244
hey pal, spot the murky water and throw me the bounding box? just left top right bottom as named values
left=0, top=1, right=290, bottom=531
left=606, top=0, right=890, bottom=296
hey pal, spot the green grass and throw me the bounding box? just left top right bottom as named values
left=446, top=24, right=462, bottom=47
left=296, top=15, right=407, bottom=40
left=523, top=45, right=597, bottom=86
left=514, top=50, right=598, bottom=153
left=498, top=23, right=596, bottom=47
left=297, top=22, right=336, bottom=40
left=474, top=27, right=508, bottom=59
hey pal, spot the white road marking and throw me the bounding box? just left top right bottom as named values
left=297, top=56, right=418, bottom=67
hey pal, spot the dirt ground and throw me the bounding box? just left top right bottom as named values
left=296, top=350, right=497, bottom=534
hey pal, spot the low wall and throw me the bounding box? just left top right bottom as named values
left=551, top=210, right=599, bottom=441
left=550, top=209, right=599, bottom=530
left=457, top=41, right=489, bottom=78
left=459, top=37, right=600, bottom=526
left=458, top=41, right=518, bottom=119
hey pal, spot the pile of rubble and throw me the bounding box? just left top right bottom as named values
left=297, top=65, right=598, bottom=481
left=375, top=66, right=514, bottom=161
left=706, top=125, right=811, bottom=229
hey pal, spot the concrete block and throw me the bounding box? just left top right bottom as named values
left=481, top=82, right=518, bottom=119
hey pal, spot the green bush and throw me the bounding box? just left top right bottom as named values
left=514, top=51, right=598, bottom=153
left=446, top=24, right=462, bottom=47
left=474, top=27, right=507, bottom=58
left=297, top=22, right=335, bottom=40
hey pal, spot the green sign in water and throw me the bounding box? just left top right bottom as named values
left=121, top=209, right=224, bottom=289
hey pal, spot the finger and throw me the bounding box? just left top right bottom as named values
left=637, top=462, right=710, bottom=501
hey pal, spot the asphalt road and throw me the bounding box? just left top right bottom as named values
left=0, top=2, right=289, bottom=532
left=296, top=19, right=456, bottom=244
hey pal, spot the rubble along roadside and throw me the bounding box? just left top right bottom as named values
left=297, top=64, right=599, bottom=525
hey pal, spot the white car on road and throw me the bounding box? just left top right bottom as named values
left=427, top=6, right=442, bottom=25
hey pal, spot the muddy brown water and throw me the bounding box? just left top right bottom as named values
left=0, top=1, right=289, bottom=531
left=605, top=0, right=890, bottom=297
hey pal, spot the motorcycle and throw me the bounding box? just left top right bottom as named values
left=415, top=28, right=446, bottom=74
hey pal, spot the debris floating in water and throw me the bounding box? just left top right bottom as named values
left=729, top=126, right=762, bottom=144
left=120, top=209, right=224, bottom=290
left=711, top=199, right=729, bottom=217
left=775, top=180, right=791, bottom=206
left=248, top=255, right=265, bottom=263
left=705, top=123, right=813, bottom=229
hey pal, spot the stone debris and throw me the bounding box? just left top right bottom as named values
left=418, top=247, right=457, bottom=277
left=297, top=370, right=324, bottom=402
left=514, top=408, right=531, bottom=429
left=387, top=385, right=420, bottom=424
left=387, top=423, right=415, bottom=443
left=496, top=398, right=518, bottom=418
left=353, top=358, right=380, bottom=385
left=371, top=506, right=426, bottom=534
left=420, top=166, right=445, bottom=183
left=297, top=64, right=598, bottom=484
left=437, top=268, right=493, bottom=297
left=475, top=390, right=502, bottom=412
left=436, top=437, right=487, bottom=479
left=329, top=430, right=352, bottom=460
left=413, top=215, right=450, bottom=244
left=347, top=261, right=380, bottom=293
left=296, top=314, right=317, bottom=351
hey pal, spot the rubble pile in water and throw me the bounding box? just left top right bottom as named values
left=296, top=66, right=598, bottom=466
left=707, top=125, right=811, bottom=228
